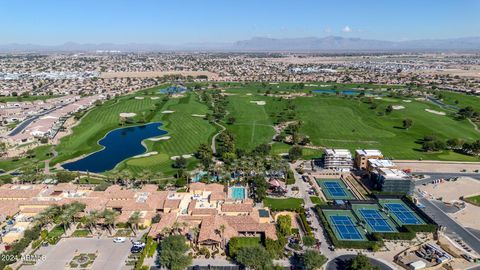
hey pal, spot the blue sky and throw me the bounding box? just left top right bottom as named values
left=1, top=0, right=479, bottom=44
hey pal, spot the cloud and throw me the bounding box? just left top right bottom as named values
left=341, top=26, right=352, bottom=33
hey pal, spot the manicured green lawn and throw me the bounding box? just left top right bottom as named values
left=264, top=197, right=304, bottom=211
left=464, top=195, right=480, bottom=206
left=52, top=88, right=216, bottom=177
left=225, top=94, right=275, bottom=150
left=71, top=229, right=90, bottom=237
left=439, top=90, right=480, bottom=112
left=310, top=196, right=325, bottom=205
left=224, top=84, right=479, bottom=161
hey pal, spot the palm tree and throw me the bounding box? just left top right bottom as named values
left=191, top=227, right=200, bottom=245
left=103, top=210, right=119, bottom=235
left=35, top=205, right=60, bottom=226
left=68, top=202, right=86, bottom=224
left=59, top=212, right=73, bottom=235
left=128, top=211, right=141, bottom=236
left=160, top=227, right=173, bottom=236
left=82, top=211, right=99, bottom=234
left=218, top=224, right=226, bottom=250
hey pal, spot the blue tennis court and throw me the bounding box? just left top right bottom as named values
left=329, top=215, right=364, bottom=240
left=358, top=209, right=396, bottom=232
left=324, top=181, right=347, bottom=197
left=384, top=203, right=423, bottom=225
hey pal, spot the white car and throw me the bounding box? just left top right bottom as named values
left=113, top=237, right=126, bottom=243
left=132, top=241, right=146, bottom=248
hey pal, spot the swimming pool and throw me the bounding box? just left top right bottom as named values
left=230, top=187, right=246, bottom=200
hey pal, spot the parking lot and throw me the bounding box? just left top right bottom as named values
left=23, top=237, right=137, bottom=270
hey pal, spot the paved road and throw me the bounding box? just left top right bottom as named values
left=414, top=172, right=480, bottom=185
left=8, top=104, right=67, bottom=136
left=415, top=191, right=480, bottom=254
left=24, top=237, right=138, bottom=270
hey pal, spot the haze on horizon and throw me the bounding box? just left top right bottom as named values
left=1, top=0, right=479, bottom=46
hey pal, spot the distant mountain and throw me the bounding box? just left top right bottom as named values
left=232, top=36, right=480, bottom=51
left=1, top=36, right=479, bottom=53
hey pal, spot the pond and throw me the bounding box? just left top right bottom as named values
left=312, top=89, right=362, bottom=95
left=62, top=122, right=167, bottom=173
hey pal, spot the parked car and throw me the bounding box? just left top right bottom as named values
left=132, top=241, right=146, bottom=248
left=131, top=245, right=144, bottom=253
left=113, top=237, right=126, bottom=243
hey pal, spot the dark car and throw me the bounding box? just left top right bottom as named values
left=131, top=246, right=144, bottom=253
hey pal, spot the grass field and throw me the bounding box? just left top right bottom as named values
left=263, top=197, right=304, bottom=211
left=224, top=94, right=275, bottom=150
left=464, top=195, right=480, bottom=206
left=0, top=145, right=51, bottom=172
left=52, top=88, right=216, bottom=176
left=223, top=84, right=480, bottom=161
left=4, top=83, right=479, bottom=179
left=438, top=90, right=480, bottom=112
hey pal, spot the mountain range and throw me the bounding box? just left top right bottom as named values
left=1, top=36, right=479, bottom=52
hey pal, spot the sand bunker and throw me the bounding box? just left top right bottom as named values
left=162, top=110, right=175, bottom=114
left=425, top=109, right=446, bottom=115
left=170, top=154, right=193, bottom=160
left=132, top=151, right=157, bottom=158
left=392, top=105, right=405, bottom=110
left=119, top=112, right=137, bottom=118
left=191, top=114, right=206, bottom=118
left=148, top=136, right=171, bottom=141
left=246, top=93, right=252, bottom=96
left=374, top=97, right=383, bottom=100
left=403, top=100, right=412, bottom=103
left=135, top=96, right=144, bottom=100
left=150, top=97, right=160, bottom=100
left=250, top=100, right=266, bottom=105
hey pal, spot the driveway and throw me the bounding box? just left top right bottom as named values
left=24, top=238, right=136, bottom=270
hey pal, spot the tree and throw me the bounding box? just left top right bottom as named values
left=158, top=235, right=192, bottom=270
left=446, top=138, right=464, bottom=149
left=349, top=254, right=379, bottom=270
left=302, top=250, right=327, bottom=270
left=127, top=211, right=141, bottom=235
left=226, top=116, right=236, bottom=125
left=173, top=156, right=187, bottom=169
left=236, top=246, right=273, bottom=270
left=103, top=209, right=119, bottom=235
left=302, top=235, right=316, bottom=247
left=56, top=171, right=77, bottom=183
left=277, top=215, right=292, bottom=236
left=250, top=175, right=268, bottom=202
left=288, top=146, right=303, bottom=162
left=402, top=118, right=413, bottom=129
left=385, top=105, right=393, bottom=114
left=82, top=211, right=99, bottom=234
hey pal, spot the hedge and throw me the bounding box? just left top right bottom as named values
left=403, top=224, right=437, bottom=233
left=297, top=209, right=313, bottom=236
left=286, top=170, right=296, bottom=185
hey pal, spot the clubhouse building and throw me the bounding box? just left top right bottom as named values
left=0, top=182, right=276, bottom=247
